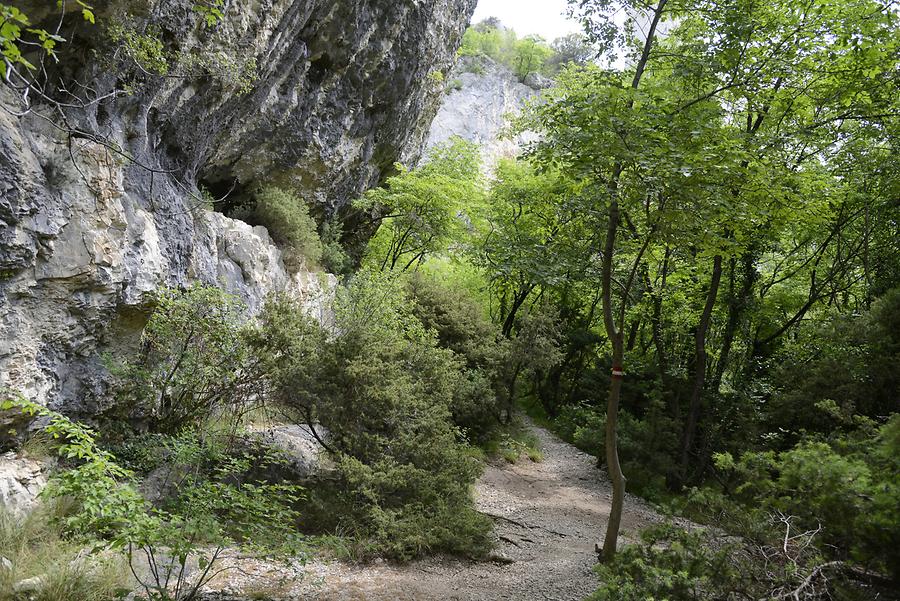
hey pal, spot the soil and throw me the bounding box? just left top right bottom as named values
left=204, top=421, right=665, bottom=601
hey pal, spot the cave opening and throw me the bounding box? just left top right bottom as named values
left=307, top=53, right=333, bottom=86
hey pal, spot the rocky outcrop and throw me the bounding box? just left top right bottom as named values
left=0, top=452, right=49, bottom=514
left=0, top=0, right=475, bottom=413
left=426, top=56, right=540, bottom=172
left=0, top=97, right=336, bottom=411
left=254, top=424, right=329, bottom=479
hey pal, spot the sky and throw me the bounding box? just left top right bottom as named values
left=471, top=0, right=582, bottom=41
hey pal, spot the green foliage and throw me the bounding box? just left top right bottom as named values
left=2, top=391, right=303, bottom=601
left=1, top=392, right=145, bottom=540
left=314, top=271, right=491, bottom=558
left=122, top=441, right=303, bottom=601
left=106, top=285, right=253, bottom=434
left=548, top=33, right=594, bottom=69
left=589, top=523, right=738, bottom=601
left=192, top=0, right=225, bottom=28
left=494, top=0, right=900, bottom=574
left=406, top=272, right=505, bottom=440
left=715, top=416, right=900, bottom=578
left=107, top=21, right=169, bottom=75
left=510, top=35, right=554, bottom=81
left=254, top=272, right=494, bottom=559
left=106, top=14, right=258, bottom=94
left=459, top=22, right=516, bottom=64
left=767, top=288, right=900, bottom=442
left=0, top=3, right=93, bottom=78
left=356, top=138, right=483, bottom=272
left=446, top=78, right=463, bottom=93
left=496, top=306, right=562, bottom=421
left=458, top=20, right=583, bottom=80
left=482, top=420, right=543, bottom=464
left=552, top=399, right=679, bottom=497
left=251, top=186, right=323, bottom=271
left=476, top=159, right=591, bottom=337
left=319, top=220, right=352, bottom=275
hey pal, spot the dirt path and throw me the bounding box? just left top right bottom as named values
left=208, top=422, right=663, bottom=601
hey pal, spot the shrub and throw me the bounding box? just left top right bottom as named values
left=106, top=285, right=255, bottom=434
left=256, top=272, right=493, bottom=559
left=319, top=220, right=352, bottom=275
left=2, top=393, right=303, bottom=601
left=588, top=518, right=877, bottom=601
left=407, top=273, right=505, bottom=441
left=497, top=306, right=562, bottom=423
left=253, top=186, right=323, bottom=271
left=551, top=399, right=679, bottom=498
left=767, top=288, right=900, bottom=444
left=715, top=415, right=900, bottom=579
left=601, top=491, right=899, bottom=601
left=589, top=523, right=738, bottom=601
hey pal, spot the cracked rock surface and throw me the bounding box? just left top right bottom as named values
left=426, top=56, right=540, bottom=173
left=1, top=0, right=474, bottom=414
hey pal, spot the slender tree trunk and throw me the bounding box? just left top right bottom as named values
left=501, top=284, right=533, bottom=338
left=625, top=318, right=640, bottom=351
left=712, top=251, right=757, bottom=391
left=601, top=332, right=626, bottom=560
left=649, top=247, right=674, bottom=401
left=678, top=254, right=723, bottom=484
left=597, top=0, right=668, bottom=562
left=598, top=191, right=624, bottom=562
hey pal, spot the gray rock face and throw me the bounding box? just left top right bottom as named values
left=0, top=452, right=49, bottom=515
left=254, top=424, right=328, bottom=478
left=0, top=97, right=336, bottom=410
left=0, top=0, right=475, bottom=414
left=426, top=56, right=540, bottom=172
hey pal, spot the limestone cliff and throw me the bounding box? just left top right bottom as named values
left=426, top=56, right=543, bottom=172
left=0, top=0, right=475, bottom=413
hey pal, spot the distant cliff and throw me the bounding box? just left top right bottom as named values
left=426, top=56, right=546, bottom=172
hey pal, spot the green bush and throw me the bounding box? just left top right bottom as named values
left=715, top=415, right=900, bottom=579
left=255, top=272, right=493, bottom=559
left=599, top=494, right=895, bottom=601
left=768, top=288, right=900, bottom=443
left=319, top=220, right=352, bottom=275
left=590, top=523, right=738, bottom=601
left=2, top=393, right=303, bottom=601
left=106, top=285, right=254, bottom=435
left=551, top=399, right=679, bottom=498
left=407, top=273, right=504, bottom=441
left=253, top=186, right=323, bottom=271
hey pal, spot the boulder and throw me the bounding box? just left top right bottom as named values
left=0, top=452, right=49, bottom=514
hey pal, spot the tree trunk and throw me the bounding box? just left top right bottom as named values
left=712, top=251, right=757, bottom=391
left=501, top=284, right=533, bottom=338
left=601, top=332, right=626, bottom=562
left=596, top=0, right=668, bottom=562
left=678, top=254, right=723, bottom=484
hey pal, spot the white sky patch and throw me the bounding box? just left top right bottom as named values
left=472, top=0, right=582, bottom=41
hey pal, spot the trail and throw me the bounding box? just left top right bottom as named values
left=207, top=422, right=664, bottom=601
